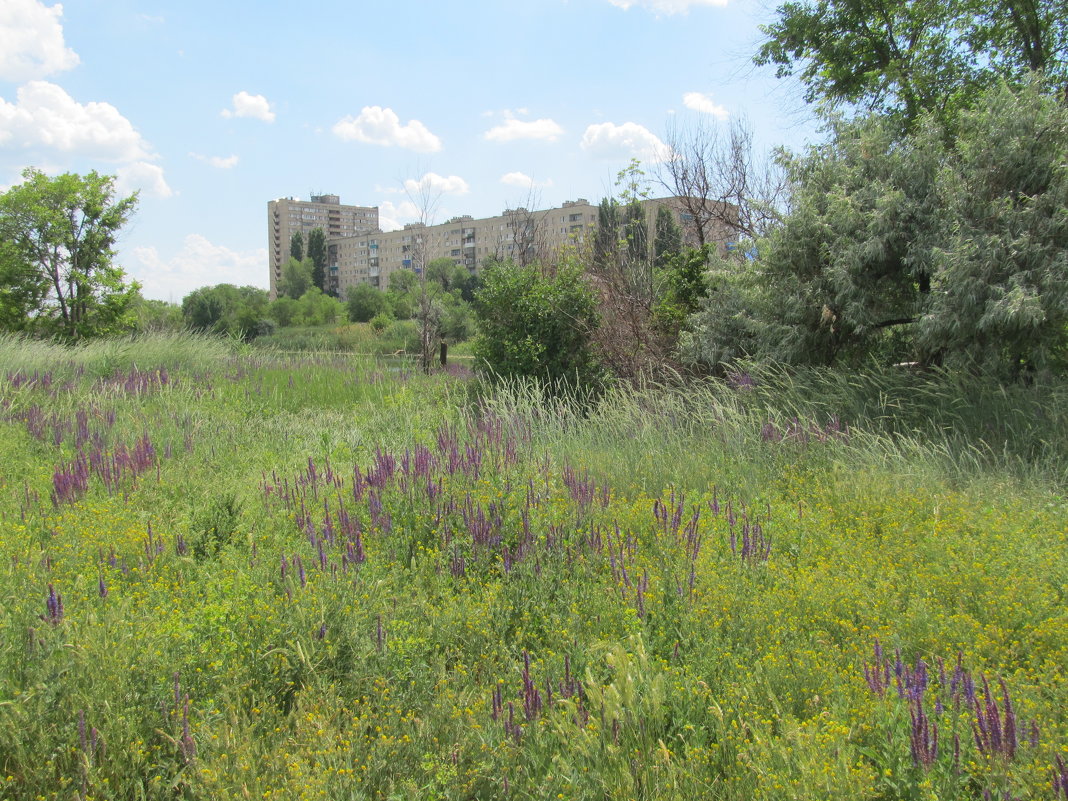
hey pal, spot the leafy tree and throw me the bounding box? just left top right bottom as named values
left=182, top=284, right=269, bottom=340
left=0, top=239, right=48, bottom=332
left=346, top=283, right=388, bottom=323
left=294, top=287, right=344, bottom=326
left=756, top=0, right=1068, bottom=129
left=388, top=269, right=418, bottom=294
left=425, top=258, right=458, bottom=289
left=652, top=245, right=713, bottom=338
left=132, top=297, right=183, bottom=333
left=307, top=228, right=327, bottom=293
left=290, top=231, right=304, bottom=262
left=268, top=296, right=299, bottom=327
left=279, top=257, right=313, bottom=299
left=0, top=168, right=140, bottom=339
left=653, top=206, right=683, bottom=269
left=473, top=260, right=603, bottom=389
left=684, top=79, right=1068, bottom=377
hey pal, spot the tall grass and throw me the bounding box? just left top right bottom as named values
left=1, top=340, right=1065, bottom=800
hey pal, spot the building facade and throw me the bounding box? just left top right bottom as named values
left=267, top=195, right=378, bottom=297
left=269, top=194, right=733, bottom=299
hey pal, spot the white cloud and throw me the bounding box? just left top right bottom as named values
left=683, top=91, right=729, bottom=118
left=377, top=199, right=421, bottom=232
left=116, top=161, right=172, bottom=198
left=332, top=106, right=442, bottom=153
left=0, top=81, right=154, bottom=162
left=580, top=121, right=669, bottom=163
left=403, top=172, right=469, bottom=196
left=220, top=91, right=275, bottom=123
left=607, top=0, right=728, bottom=13
left=500, top=172, right=553, bottom=190
left=130, top=234, right=267, bottom=301
left=0, top=0, right=80, bottom=82
left=484, top=117, right=564, bottom=143
left=190, top=152, right=239, bottom=169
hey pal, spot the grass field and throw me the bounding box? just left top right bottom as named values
left=1, top=333, right=1066, bottom=800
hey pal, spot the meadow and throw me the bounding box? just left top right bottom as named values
left=1, top=332, right=1066, bottom=800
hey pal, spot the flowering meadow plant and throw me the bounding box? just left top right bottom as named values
left=0, top=333, right=1066, bottom=800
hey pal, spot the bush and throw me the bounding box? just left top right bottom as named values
left=472, top=260, right=603, bottom=390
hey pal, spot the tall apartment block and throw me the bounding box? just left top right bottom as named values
left=269, top=194, right=727, bottom=300
left=268, top=195, right=378, bottom=297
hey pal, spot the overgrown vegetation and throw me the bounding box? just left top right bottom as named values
left=0, top=333, right=1066, bottom=800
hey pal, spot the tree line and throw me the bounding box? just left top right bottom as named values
left=2, top=0, right=1065, bottom=384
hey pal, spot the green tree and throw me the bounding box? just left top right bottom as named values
left=131, top=297, right=183, bottom=333
left=294, top=287, right=344, bottom=326
left=653, top=206, right=683, bottom=269
left=346, top=283, right=388, bottom=323
left=307, top=228, right=327, bottom=293
left=182, top=284, right=270, bottom=340
left=425, top=258, right=459, bottom=290
left=388, top=269, right=418, bottom=294
left=0, top=239, right=49, bottom=332
left=279, top=257, right=313, bottom=299
left=756, top=0, right=1068, bottom=129
left=0, top=168, right=140, bottom=339
left=290, top=231, right=304, bottom=262
left=268, top=296, right=299, bottom=327
left=473, top=260, right=603, bottom=389
left=684, top=79, right=1068, bottom=377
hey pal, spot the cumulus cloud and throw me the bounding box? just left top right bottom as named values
left=332, top=106, right=442, bottom=153
left=580, top=121, right=668, bottom=163
left=377, top=199, right=421, bottom=232
left=130, top=234, right=267, bottom=301
left=116, top=161, right=172, bottom=198
left=0, top=0, right=80, bottom=82
left=484, top=117, right=564, bottom=143
left=500, top=172, right=553, bottom=190
left=607, top=0, right=728, bottom=12
left=0, top=81, right=154, bottom=162
left=190, top=152, right=239, bottom=169
left=220, top=91, right=275, bottom=123
left=403, top=172, right=469, bottom=196
left=683, top=91, right=729, bottom=118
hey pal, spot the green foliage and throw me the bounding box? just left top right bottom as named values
left=307, top=228, right=327, bottom=293
left=686, top=80, right=1068, bottom=377
left=190, top=492, right=242, bottom=560
left=346, top=283, right=388, bottom=323
left=0, top=168, right=140, bottom=340
left=268, top=296, right=299, bottom=327
left=653, top=205, right=683, bottom=268
left=293, top=287, right=344, bottom=327
left=369, top=312, right=392, bottom=333
left=1, top=342, right=1067, bottom=799
left=757, top=0, right=1068, bottom=129
left=652, top=245, right=712, bottom=338
left=131, top=297, right=184, bottom=334
left=279, top=257, right=313, bottom=299
left=473, top=260, right=603, bottom=389
left=388, top=269, right=418, bottom=294
left=290, top=231, right=304, bottom=262
left=182, top=284, right=270, bottom=340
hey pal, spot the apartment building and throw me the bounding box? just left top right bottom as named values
left=267, top=194, right=378, bottom=297
left=329, top=198, right=609, bottom=295
left=269, top=194, right=731, bottom=299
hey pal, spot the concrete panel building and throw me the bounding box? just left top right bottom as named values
left=269, top=193, right=734, bottom=299
left=267, top=194, right=378, bottom=297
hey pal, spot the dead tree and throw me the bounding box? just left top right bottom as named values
left=656, top=117, right=788, bottom=245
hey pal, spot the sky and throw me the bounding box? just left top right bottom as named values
left=0, top=0, right=820, bottom=302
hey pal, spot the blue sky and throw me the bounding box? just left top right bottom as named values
left=1, top=0, right=819, bottom=302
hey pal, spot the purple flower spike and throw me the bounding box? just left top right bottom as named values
left=43, top=583, right=64, bottom=624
